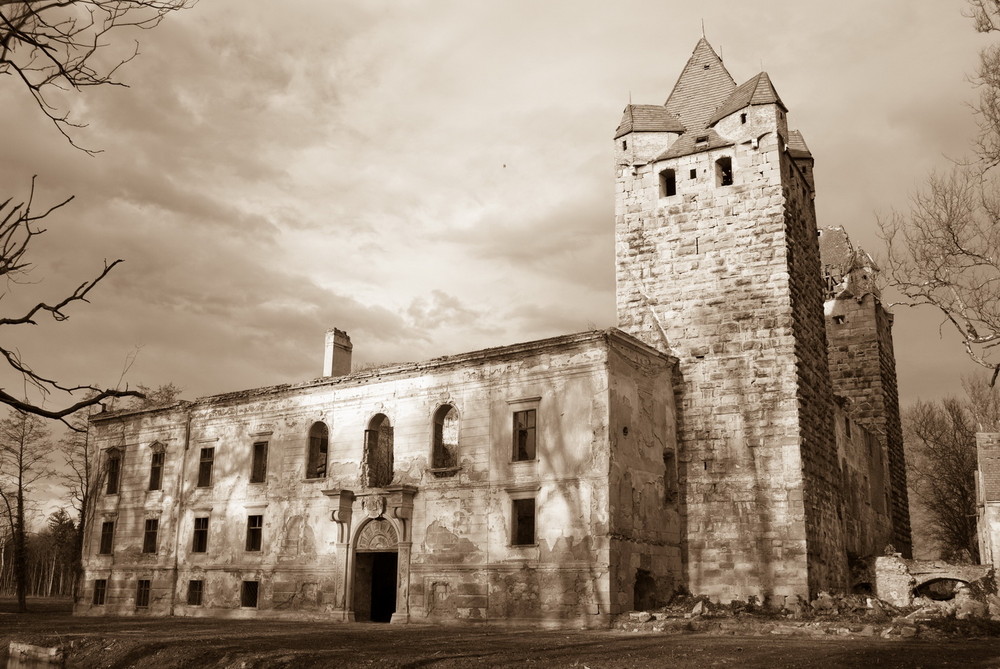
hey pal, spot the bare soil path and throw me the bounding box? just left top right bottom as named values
left=2, top=598, right=999, bottom=668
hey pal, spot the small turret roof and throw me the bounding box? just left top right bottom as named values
left=614, top=104, right=685, bottom=139
left=664, top=38, right=737, bottom=132
left=787, top=129, right=812, bottom=159
left=707, top=71, right=787, bottom=126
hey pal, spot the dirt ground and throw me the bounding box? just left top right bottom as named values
left=3, top=598, right=1000, bottom=669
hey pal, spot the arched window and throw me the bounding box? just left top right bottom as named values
left=305, top=422, right=329, bottom=479
left=658, top=168, right=676, bottom=197
left=432, top=404, right=459, bottom=470
left=363, top=414, right=393, bottom=488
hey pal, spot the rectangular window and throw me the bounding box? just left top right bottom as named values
left=512, top=409, right=536, bottom=461
left=135, top=579, right=151, bottom=608
left=250, top=441, right=268, bottom=484
left=715, top=156, right=733, bottom=186
left=511, top=498, right=536, bottom=546
left=689, top=168, right=697, bottom=179
left=99, top=521, right=115, bottom=555
left=106, top=451, right=121, bottom=495
left=141, top=518, right=159, bottom=554
left=245, top=514, right=263, bottom=552
left=192, top=517, right=209, bottom=553
left=197, top=447, right=214, bottom=487
left=149, top=451, right=164, bottom=491
left=93, top=579, right=107, bottom=606
left=187, top=580, right=204, bottom=606
left=241, top=580, right=259, bottom=607
left=658, top=168, right=676, bottom=197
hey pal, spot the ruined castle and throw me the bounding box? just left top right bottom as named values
left=76, top=38, right=909, bottom=625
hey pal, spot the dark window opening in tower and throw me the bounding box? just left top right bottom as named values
left=659, top=169, right=676, bottom=197
left=715, top=157, right=733, bottom=186
left=695, top=135, right=708, bottom=144
left=740, top=113, right=747, bottom=124
left=689, top=168, right=697, bottom=179
left=622, top=140, right=627, bottom=150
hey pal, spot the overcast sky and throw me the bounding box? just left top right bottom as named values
left=0, top=0, right=990, bottom=413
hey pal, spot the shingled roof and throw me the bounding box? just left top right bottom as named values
left=656, top=128, right=733, bottom=161
left=707, top=72, right=787, bottom=126
left=787, top=129, right=812, bottom=159
left=663, top=38, right=736, bottom=133
left=614, top=104, right=685, bottom=139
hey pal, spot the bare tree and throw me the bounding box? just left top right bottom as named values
left=0, top=409, right=53, bottom=611
left=905, top=395, right=981, bottom=563
left=1, top=0, right=192, bottom=152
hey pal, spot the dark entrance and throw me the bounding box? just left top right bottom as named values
left=354, top=551, right=398, bottom=622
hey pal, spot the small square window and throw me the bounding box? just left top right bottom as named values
left=135, top=579, right=151, bottom=608
left=246, top=515, right=263, bottom=552
left=197, top=448, right=214, bottom=487
left=241, top=580, right=259, bottom=607
left=142, top=518, right=159, bottom=554
left=511, top=498, right=536, bottom=546
left=250, top=441, right=268, bottom=484
left=187, top=580, right=204, bottom=606
left=99, top=521, right=115, bottom=555
left=512, top=410, right=536, bottom=461
left=192, top=517, right=209, bottom=553
left=689, top=168, right=697, bottom=179
left=93, top=579, right=107, bottom=606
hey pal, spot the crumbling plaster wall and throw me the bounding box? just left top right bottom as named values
left=615, top=102, right=844, bottom=602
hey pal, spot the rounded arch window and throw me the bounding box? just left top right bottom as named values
left=432, top=404, right=459, bottom=470
left=306, top=422, right=329, bottom=479
left=363, top=414, right=394, bottom=488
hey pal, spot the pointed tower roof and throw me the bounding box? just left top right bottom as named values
left=663, top=38, right=737, bottom=132
left=707, top=71, right=787, bottom=126
left=786, top=129, right=812, bottom=159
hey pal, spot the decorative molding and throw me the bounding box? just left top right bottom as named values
left=506, top=396, right=542, bottom=406
left=356, top=518, right=398, bottom=552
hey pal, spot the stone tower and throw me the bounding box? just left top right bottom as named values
left=614, top=39, right=847, bottom=602
left=821, top=227, right=911, bottom=557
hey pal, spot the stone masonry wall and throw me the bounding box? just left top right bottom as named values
left=826, top=295, right=911, bottom=556
left=615, top=104, right=825, bottom=602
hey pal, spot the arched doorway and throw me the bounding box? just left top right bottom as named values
left=353, top=518, right=398, bottom=622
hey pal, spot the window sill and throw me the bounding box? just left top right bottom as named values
left=427, top=466, right=461, bottom=479
left=511, top=458, right=537, bottom=465
left=302, top=476, right=328, bottom=483
left=509, top=543, right=538, bottom=549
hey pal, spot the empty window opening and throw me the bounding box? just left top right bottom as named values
left=703, top=63, right=710, bottom=70
left=306, top=422, right=329, bottom=479
left=363, top=414, right=394, bottom=487
left=622, top=140, right=627, bottom=150
left=99, top=521, right=115, bottom=555
left=142, top=518, right=159, bottom=554
left=695, top=135, right=708, bottom=144
left=689, top=168, right=697, bottom=179
left=149, top=450, right=164, bottom=491
left=241, top=580, right=259, bottom=607
left=93, top=579, right=107, bottom=606
left=432, top=404, right=459, bottom=470
left=250, top=441, right=268, bottom=483
left=105, top=450, right=121, bottom=495
left=192, top=517, right=209, bottom=553
left=740, top=112, right=747, bottom=124
left=197, top=447, right=214, bottom=487
left=715, top=156, right=733, bottom=186
left=663, top=451, right=678, bottom=503
left=833, top=315, right=846, bottom=325
left=658, top=168, right=676, bottom=197
left=187, top=580, right=204, bottom=606
left=135, top=579, right=151, bottom=608
left=246, top=514, right=263, bottom=552
left=634, top=569, right=658, bottom=610
left=511, top=498, right=536, bottom=546
left=512, top=409, right=537, bottom=461
left=845, top=416, right=852, bottom=438
left=353, top=551, right=398, bottom=622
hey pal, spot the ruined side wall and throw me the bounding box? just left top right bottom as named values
left=782, top=154, right=846, bottom=596
left=826, top=296, right=911, bottom=556
left=77, top=409, right=189, bottom=616
left=977, top=432, right=1000, bottom=566
left=615, top=105, right=819, bottom=603
left=834, top=406, right=893, bottom=562
left=606, top=339, right=680, bottom=613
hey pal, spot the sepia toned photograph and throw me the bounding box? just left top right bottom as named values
left=2, top=1, right=1000, bottom=667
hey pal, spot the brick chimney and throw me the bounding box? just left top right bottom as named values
left=323, top=328, right=352, bottom=377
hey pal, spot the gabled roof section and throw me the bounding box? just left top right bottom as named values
left=656, top=128, right=733, bottom=161
left=664, top=38, right=736, bottom=132
left=614, top=104, right=685, bottom=139
left=707, top=71, right=787, bottom=126
left=787, top=129, right=812, bottom=159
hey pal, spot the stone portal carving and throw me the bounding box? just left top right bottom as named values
left=356, top=518, right=398, bottom=552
